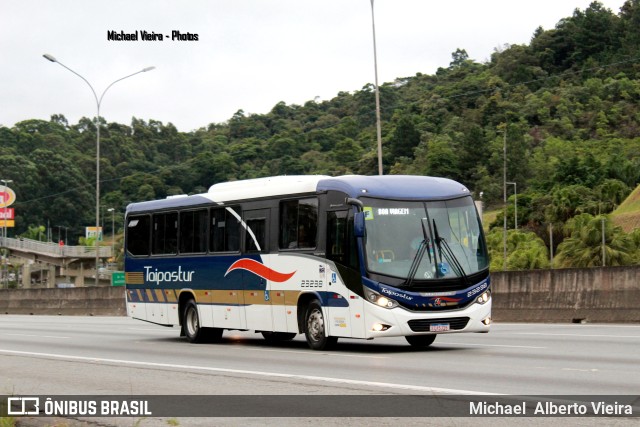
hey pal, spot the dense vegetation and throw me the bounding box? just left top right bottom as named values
left=2, top=1, right=640, bottom=269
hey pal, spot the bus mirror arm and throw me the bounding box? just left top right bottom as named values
left=346, top=197, right=363, bottom=210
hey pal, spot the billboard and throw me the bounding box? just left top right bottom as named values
left=0, top=185, right=16, bottom=228
left=0, top=186, right=16, bottom=208
left=86, top=226, right=103, bottom=240
left=0, top=209, right=14, bottom=220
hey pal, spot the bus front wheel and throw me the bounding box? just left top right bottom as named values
left=183, top=300, right=222, bottom=343
left=304, top=300, right=337, bottom=350
left=405, top=334, right=436, bottom=347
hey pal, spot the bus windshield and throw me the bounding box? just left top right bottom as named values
left=362, top=196, right=488, bottom=284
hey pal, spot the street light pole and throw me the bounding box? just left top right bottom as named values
left=43, top=54, right=154, bottom=284
left=506, top=181, right=517, bottom=230
left=370, top=0, right=383, bottom=175
left=501, top=126, right=507, bottom=271
left=107, top=208, right=115, bottom=268
left=601, top=217, right=606, bottom=267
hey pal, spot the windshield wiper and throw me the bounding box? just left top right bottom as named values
left=432, top=220, right=469, bottom=285
left=405, top=218, right=431, bottom=288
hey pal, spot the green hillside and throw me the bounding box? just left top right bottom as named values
left=612, top=184, right=640, bottom=232
left=2, top=1, right=640, bottom=269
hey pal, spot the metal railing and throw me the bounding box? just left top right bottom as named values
left=0, top=237, right=112, bottom=259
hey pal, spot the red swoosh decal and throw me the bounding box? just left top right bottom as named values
left=224, top=258, right=296, bottom=282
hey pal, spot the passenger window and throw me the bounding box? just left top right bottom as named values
left=126, top=215, right=150, bottom=256
left=279, top=198, right=318, bottom=249
left=245, top=218, right=266, bottom=252
left=327, top=210, right=359, bottom=270
left=179, top=209, right=208, bottom=254
left=210, top=207, right=241, bottom=252
left=152, top=212, right=178, bottom=255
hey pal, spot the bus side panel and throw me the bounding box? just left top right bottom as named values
left=242, top=270, right=272, bottom=332
left=264, top=254, right=288, bottom=333
left=347, top=288, right=366, bottom=338
left=211, top=289, right=244, bottom=329
left=268, top=253, right=321, bottom=333
left=145, top=289, right=168, bottom=323
left=325, top=271, right=367, bottom=339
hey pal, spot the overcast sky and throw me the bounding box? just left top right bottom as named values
left=0, top=0, right=627, bottom=132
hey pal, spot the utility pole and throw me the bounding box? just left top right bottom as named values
left=549, top=223, right=554, bottom=269
left=502, top=125, right=507, bottom=271
left=601, top=217, right=606, bottom=267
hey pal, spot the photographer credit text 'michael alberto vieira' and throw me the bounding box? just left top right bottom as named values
left=107, top=30, right=198, bottom=41
left=470, top=400, right=633, bottom=416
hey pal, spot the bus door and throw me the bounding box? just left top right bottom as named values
left=326, top=209, right=365, bottom=338
left=241, top=208, right=274, bottom=332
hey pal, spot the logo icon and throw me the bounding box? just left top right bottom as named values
left=7, top=397, right=40, bottom=415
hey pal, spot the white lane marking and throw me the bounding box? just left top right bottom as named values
left=441, top=342, right=546, bottom=349
left=4, top=334, right=70, bottom=339
left=562, top=368, right=599, bottom=372
left=494, top=323, right=640, bottom=329
left=0, top=349, right=499, bottom=395
left=514, top=332, right=640, bottom=339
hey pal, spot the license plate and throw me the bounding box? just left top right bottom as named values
left=430, top=323, right=450, bottom=332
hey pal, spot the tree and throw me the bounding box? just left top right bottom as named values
left=19, top=225, right=46, bottom=241
left=555, top=214, right=635, bottom=267
left=486, top=228, right=549, bottom=270
left=389, top=112, right=421, bottom=161
left=449, top=48, right=470, bottom=68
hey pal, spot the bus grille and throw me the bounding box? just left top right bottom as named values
left=407, top=317, right=469, bottom=332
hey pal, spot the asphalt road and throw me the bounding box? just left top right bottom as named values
left=1, top=315, right=638, bottom=426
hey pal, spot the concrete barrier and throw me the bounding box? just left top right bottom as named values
left=0, top=287, right=126, bottom=316
left=491, top=266, right=640, bottom=323
left=0, top=265, right=638, bottom=322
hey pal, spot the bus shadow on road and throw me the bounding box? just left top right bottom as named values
left=140, top=332, right=466, bottom=354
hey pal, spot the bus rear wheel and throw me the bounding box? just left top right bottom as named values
left=405, top=334, right=436, bottom=347
left=183, top=299, right=222, bottom=343
left=304, top=300, right=337, bottom=350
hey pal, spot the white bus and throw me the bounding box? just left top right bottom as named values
left=125, top=175, right=491, bottom=350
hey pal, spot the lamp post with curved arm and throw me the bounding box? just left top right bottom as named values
left=42, top=54, right=154, bottom=283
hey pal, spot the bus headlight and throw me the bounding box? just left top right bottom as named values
left=364, top=288, right=398, bottom=309
left=476, top=290, right=491, bottom=305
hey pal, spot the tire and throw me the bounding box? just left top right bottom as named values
left=304, top=300, right=337, bottom=350
left=405, top=334, right=437, bottom=347
left=261, top=331, right=297, bottom=342
left=183, top=299, right=223, bottom=343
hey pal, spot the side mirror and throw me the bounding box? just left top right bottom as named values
left=354, top=212, right=365, bottom=237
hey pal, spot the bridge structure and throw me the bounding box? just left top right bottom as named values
left=0, top=237, right=113, bottom=288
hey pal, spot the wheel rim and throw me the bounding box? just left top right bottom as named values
left=307, top=308, right=324, bottom=342
left=186, top=307, right=198, bottom=336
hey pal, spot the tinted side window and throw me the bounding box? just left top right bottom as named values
left=152, top=212, right=178, bottom=255
left=279, top=198, right=318, bottom=249
left=210, top=207, right=241, bottom=252
left=245, top=218, right=266, bottom=252
left=327, top=210, right=359, bottom=270
left=127, top=215, right=150, bottom=256
left=179, top=209, right=208, bottom=254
